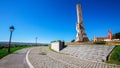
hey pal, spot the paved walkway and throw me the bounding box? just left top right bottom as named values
left=0, top=48, right=30, bottom=68
left=29, top=46, right=120, bottom=68
left=1, top=46, right=120, bottom=68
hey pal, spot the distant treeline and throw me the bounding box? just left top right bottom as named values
left=0, top=42, right=49, bottom=46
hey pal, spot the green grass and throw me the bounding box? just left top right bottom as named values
left=0, top=46, right=30, bottom=59
left=0, top=48, right=8, bottom=59
left=107, top=45, right=120, bottom=65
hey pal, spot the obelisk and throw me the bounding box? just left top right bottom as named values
left=75, top=3, right=89, bottom=42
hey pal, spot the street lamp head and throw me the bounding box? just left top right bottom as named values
left=10, top=26, right=15, bottom=32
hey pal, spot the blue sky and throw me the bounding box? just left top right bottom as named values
left=0, top=0, right=120, bottom=43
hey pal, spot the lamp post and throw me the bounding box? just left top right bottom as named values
left=8, top=26, right=14, bottom=53
left=35, top=37, right=38, bottom=46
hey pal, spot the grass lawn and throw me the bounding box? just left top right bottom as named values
left=107, top=45, right=120, bottom=65
left=0, top=46, right=30, bottom=59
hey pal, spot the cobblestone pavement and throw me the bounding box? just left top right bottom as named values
left=60, top=45, right=115, bottom=62
left=0, top=48, right=30, bottom=68
left=29, top=46, right=120, bottom=68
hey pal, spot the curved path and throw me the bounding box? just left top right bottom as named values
left=0, top=48, right=30, bottom=68
left=29, top=46, right=120, bottom=68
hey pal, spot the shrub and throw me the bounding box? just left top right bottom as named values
left=0, top=46, right=4, bottom=49
left=14, top=45, right=18, bottom=47
left=94, top=41, right=106, bottom=44
left=71, top=39, right=75, bottom=42
left=51, top=40, right=61, bottom=43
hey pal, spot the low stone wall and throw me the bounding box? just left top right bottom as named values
left=106, top=41, right=120, bottom=45
left=51, top=41, right=64, bottom=52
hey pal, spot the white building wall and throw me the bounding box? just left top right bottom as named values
left=51, top=42, right=60, bottom=52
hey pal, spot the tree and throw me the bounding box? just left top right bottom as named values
left=71, top=39, right=75, bottom=42
left=113, top=32, right=120, bottom=39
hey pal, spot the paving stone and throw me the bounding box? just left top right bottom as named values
left=29, top=46, right=120, bottom=68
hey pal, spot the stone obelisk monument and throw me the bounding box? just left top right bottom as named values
left=75, top=3, right=89, bottom=42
